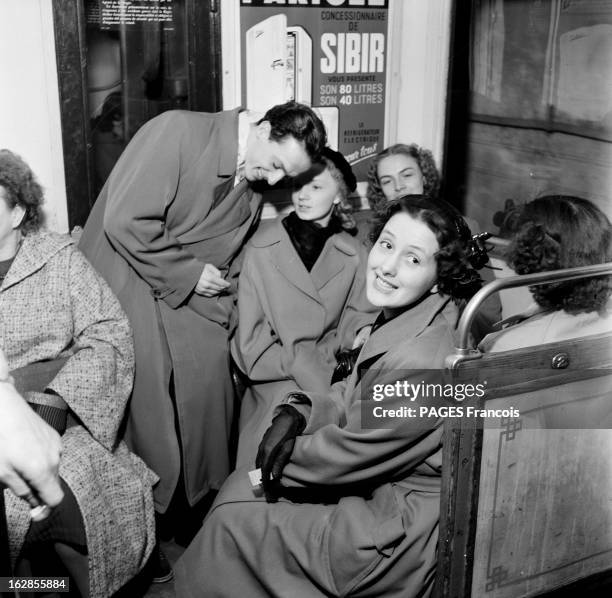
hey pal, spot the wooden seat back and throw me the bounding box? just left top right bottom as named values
left=436, top=263, right=612, bottom=597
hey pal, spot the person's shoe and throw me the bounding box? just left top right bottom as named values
left=151, top=545, right=174, bottom=584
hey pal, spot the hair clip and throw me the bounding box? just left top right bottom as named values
left=472, top=231, right=492, bottom=243
left=466, top=232, right=492, bottom=269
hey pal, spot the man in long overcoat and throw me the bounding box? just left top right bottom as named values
left=78, top=102, right=327, bottom=520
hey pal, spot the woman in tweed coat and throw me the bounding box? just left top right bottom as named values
left=0, top=150, right=156, bottom=597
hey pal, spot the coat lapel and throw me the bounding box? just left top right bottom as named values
left=212, top=107, right=242, bottom=209
left=356, top=294, right=452, bottom=370
left=199, top=180, right=257, bottom=243
left=212, top=177, right=236, bottom=208
left=1, top=233, right=72, bottom=292
left=310, top=234, right=355, bottom=291
left=269, top=221, right=324, bottom=305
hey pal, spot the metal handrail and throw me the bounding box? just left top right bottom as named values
left=455, top=261, right=612, bottom=353
left=484, top=235, right=510, bottom=250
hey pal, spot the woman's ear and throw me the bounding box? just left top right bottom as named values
left=11, top=204, right=26, bottom=229
left=256, top=120, right=271, bottom=140
left=333, top=192, right=341, bottom=205
left=431, top=283, right=439, bottom=294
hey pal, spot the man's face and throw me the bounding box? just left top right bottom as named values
left=243, top=121, right=312, bottom=186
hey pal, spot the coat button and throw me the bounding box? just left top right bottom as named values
left=152, top=289, right=162, bottom=298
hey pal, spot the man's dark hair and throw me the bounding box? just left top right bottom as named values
left=259, top=101, right=327, bottom=161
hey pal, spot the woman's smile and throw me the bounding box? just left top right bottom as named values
left=372, top=272, right=398, bottom=293
left=366, top=212, right=440, bottom=318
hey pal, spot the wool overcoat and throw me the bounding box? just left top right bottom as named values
left=231, top=219, right=377, bottom=465
left=79, top=109, right=261, bottom=510
left=480, top=305, right=612, bottom=351
left=0, top=231, right=156, bottom=598
left=176, top=294, right=458, bottom=598
left=480, top=305, right=612, bottom=422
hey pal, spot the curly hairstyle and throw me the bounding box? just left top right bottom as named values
left=366, top=144, right=441, bottom=214
left=322, top=155, right=357, bottom=233
left=0, top=149, right=44, bottom=234
left=258, top=101, right=327, bottom=162
left=369, top=195, right=483, bottom=303
left=506, top=195, right=612, bottom=314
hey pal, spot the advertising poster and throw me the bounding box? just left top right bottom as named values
left=239, top=0, right=389, bottom=182
left=86, top=0, right=175, bottom=29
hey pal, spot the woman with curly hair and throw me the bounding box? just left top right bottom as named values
left=0, top=149, right=156, bottom=597
left=176, top=195, right=485, bottom=598
left=366, top=143, right=441, bottom=213
left=231, top=147, right=377, bottom=467
left=480, top=195, right=612, bottom=352
left=366, top=143, right=488, bottom=242
left=365, top=143, right=502, bottom=339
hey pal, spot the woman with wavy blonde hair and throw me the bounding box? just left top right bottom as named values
left=366, top=143, right=441, bottom=213
left=231, top=148, right=377, bottom=467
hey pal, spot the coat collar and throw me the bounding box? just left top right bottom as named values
left=311, top=232, right=357, bottom=291
left=253, top=218, right=358, bottom=305
left=212, top=108, right=243, bottom=208
left=490, top=302, right=544, bottom=332
left=216, top=107, right=242, bottom=178
left=2, top=231, right=72, bottom=291
left=252, top=217, right=357, bottom=256
left=356, top=293, right=453, bottom=368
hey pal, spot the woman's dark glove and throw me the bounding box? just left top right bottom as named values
left=256, top=403, right=306, bottom=502
left=331, top=347, right=361, bottom=384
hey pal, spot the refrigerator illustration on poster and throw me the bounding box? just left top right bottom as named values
left=246, top=15, right=339, bottom=150
left=236, top=2, right=389, bottom=182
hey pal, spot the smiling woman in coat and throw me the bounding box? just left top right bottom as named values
left=176, top=195, right=485, bottom=598
left=231, top=147, right=377, bottom=467
left=0, top=149, right=156, bottom=598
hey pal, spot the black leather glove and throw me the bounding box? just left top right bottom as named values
left=331, top=347, right=361, bottom=384
left=256, top=403, right=307, bottom=502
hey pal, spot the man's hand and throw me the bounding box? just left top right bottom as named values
left=194, top=263, right=231, bottom=297
left=255, top=404, right=306, bottom=502
left=0, top=381, right=64, bottom=511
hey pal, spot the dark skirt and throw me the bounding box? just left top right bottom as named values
left=22, top=478, right=87, bottom=553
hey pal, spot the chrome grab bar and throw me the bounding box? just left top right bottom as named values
left=455, top=262, right=612, bottom=352
left=484, top=235, right=510, bottom=250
